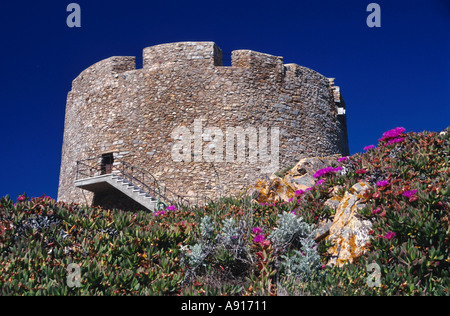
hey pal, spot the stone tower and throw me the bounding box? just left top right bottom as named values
left=58, top=41, right=349, bottom=210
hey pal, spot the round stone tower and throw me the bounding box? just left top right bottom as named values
left=58, top=41, right=349, bottom=210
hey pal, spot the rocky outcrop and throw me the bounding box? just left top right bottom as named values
left=252, top=156, right=373, bottom=266
left=252, top=155, right=340, bottom=203
left=321, top=182, right=372, bottom=267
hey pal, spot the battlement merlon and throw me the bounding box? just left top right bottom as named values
left=143, top=42, right=223, bottom=69
left=143, top=42, right=284, bottom=74
left=71, top=56, right=136, bottom=91
left=231, top=50, right=284, bottom=70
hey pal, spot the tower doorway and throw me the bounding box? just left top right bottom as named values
left=101, top=153, right=114, bottom=175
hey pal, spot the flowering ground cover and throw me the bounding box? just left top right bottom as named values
left=0, top=127, right=448, bottom=295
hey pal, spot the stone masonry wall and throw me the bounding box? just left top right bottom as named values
left=58, top=41, right=349, bottom=208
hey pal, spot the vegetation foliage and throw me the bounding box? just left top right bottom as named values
left=0, top=127, right=448, bottom=295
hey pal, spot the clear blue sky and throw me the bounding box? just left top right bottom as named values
left=0, top=0, right=449, bottom=200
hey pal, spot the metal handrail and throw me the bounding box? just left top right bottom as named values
left=75, top=157, right=190, bottom=207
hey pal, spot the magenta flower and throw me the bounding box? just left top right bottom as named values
left=254, top=234, right=266, bottom=244
left=313, top=167, right=334, bottom=178
left=355, top=169, right=367, bottom=174
left=17, top=195, right=26, bottom=202
left=387, top=137, right=404, bottom=145
left=338, top=156, right=348, bottom=163
left=290, top=209, right=298, bottom=215
left=313, top=166, right=341, bottom=178
left=252, top=227, right=263, bottom=234
left=153, top=210, right=166, bottom=216
left=294, top=189, right=305, bottom=196
left=384, top=231, right=396, bottom=240
left=315, top=179, right=325, bottom=186
left=363, top=145, right=375, bottom=151
left=333, top=166, right=342, bottom=172
left=166, top=205, right=178, bottom=211
left=376, top=180, right=389, bottom=187
left=372, top=208, right=381, bottom=215
left=402, top=189, right=418, bottom=198
left=379, top=127, right=406, bottom=142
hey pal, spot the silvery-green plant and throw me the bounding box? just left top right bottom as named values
left=217, top=217, right=252, bottom=275
left=200, top=215, right=215, bottom=241
left=280, top=235, right=321, bottom=282
left=181, top=216, right=215, bottom=269
left=185, top=243, right=207, bottom=269
left=269, top=212, right=315, bottom=251
left=218, top=218, right=239, bottom=247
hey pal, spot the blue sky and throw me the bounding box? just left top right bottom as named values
left=0, top=0, right=448, bottom=200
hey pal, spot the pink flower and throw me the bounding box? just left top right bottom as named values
left=313, top=166, right=341, bottom=178
left=288, top=197, right=294, bottom=202
left=333, top=166, right=342, bottom=172
left=254, top=234, right=266, bottom=244
left=387, top=137, right=404, bottom=145
left=313, top=167, right=333, bottom=178
left=338, top=156, right=348, bottom=163
left=294, top=190, right=305, bottom=196
left=363, top=145, right=375, bottom=151
left=372, top=208, right=381, bottom=215
left=355, top=169, right=367, bottom=174
left=379, top=127, right=405, bottom=142
left=166, top=205, right=178, bottom=211
left=17, top=195, right=26, bottom=202
left=402, top=189, right=418, bottom=198
left=315, top=179, right=325, bottom=186
left=252, top=227, right=263, bottom=234
left=313, top=167, right=334, bottom=178
left=291, top=209, right=298, bottom=215
left=153, top=210, right=166, bottom=216
left=376, top=180, right=389, bottom=187
left=384, top=231, right=396, bottom=240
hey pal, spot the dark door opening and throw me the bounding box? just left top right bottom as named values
left=101, top=153, right=114, bottom=175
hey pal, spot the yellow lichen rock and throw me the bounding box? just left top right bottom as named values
left=252, top=177, right=296, bottom=203
left=324, top=182, right=373, bottom=267
left=252, top=155, right=340, bottom=203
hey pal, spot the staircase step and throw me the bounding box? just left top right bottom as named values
left=106, top=174, right=160, bottom=211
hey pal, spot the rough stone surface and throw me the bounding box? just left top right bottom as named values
left=58, top=41, right=349, bottom=207
left=324, top=182, right=373, bottom=267
left=252, top=155, right=340, bottom=203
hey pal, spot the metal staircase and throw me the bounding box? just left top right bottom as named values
left=74, top=157, right=185, bottom=212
